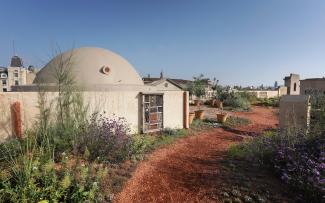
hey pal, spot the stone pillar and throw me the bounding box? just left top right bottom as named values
left=279, top=95, right=311, bottom=131
left=183, top=91, right=189, bottom=129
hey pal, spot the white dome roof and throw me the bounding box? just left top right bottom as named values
left=34, top=47, right=144, bottom=86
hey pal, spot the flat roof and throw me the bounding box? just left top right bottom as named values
left=300, top=78, right=325, bottom=81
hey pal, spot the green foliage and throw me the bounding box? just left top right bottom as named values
left=187, top=74, right=207, bottom=98
left=223, top=116, right=251, bottom=128
left=223, top=93, right=251, bottom=111
left=76, top=113, right=132, bottom=163
left=0, top=138, right=107, bottom=202
left=129, top=135, right=156, bottom=160
left=236, top=91, right=258, bottom=104
left=129, top=128, right=190, bottom=161
left=256, top=97, right=279, bottom=107
left=190, top=119, right=214, bottom=130
left=310, top=94, right=325, bottom=132
left=228, top=130, right=324, bottom=202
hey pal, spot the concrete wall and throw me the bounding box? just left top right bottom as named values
left=241, top=90, right=279, bottom=98
left=163, top=91, right=184, bottom=129
left=279, top=95, right=311, bottom=131
left=300, top=79, right=325, bottom=95
left=0, top=92, right=43, bottom=142
left=0, top=89, right=187, bottom=141
left=278, top=86, right=287, bottom=97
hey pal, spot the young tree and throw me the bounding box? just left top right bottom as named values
left=187, top=74, right=207, bottom=99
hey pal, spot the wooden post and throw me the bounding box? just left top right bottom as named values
left=183, top=91, right=189, bottom=129
left=11, top=101, right=22, bottom=139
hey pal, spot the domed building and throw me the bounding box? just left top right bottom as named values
left=34, top=47, right=144, bottom=87
left=1, top=47, right=189, bottom=140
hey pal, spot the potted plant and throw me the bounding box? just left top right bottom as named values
left=211, top=80, right=227, bottom=109
left=188, top=74, right=207, bottom=107
left=188, top=74, right=207, bottom=119
left=216, top=111, right=228, bottom=123
left=189, top=112, right=195, bottom=124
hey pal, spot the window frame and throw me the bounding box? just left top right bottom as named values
left=141, top=93, right=164, bottom=133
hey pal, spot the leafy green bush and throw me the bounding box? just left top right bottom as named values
left=237, top=91, right=258, bottom=104
left=256, top=97, right=279, bottom=107
left=187, top=74, right=208, bottom=98
left=223, top=93, right=251, bottom=111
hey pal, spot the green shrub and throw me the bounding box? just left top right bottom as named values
left=0, top=140, right=107, bottom=202
left=237, top=91, right=258, bottom=104
left=256, top=97, right=279, bottom=107
left=129, top=135, right=155, bottom=160
left=223, top=116, right=251, bottom=128
left=190, top=119, right=214, bottom=130
left=224, top=93, right=251, bottom=111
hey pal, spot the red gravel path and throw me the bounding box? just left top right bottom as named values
left=114, top=107, right=278, bottom=203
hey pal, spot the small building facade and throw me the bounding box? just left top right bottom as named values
left=300, top=78, right=325, bottom=95
left=0, top=56, right=37, bottom=92
left=143, top=74, right=215, bottom=101
left=283, top=73, right=300, bottom=95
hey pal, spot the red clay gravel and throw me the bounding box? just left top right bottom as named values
left=114, top=107, right=279, bottom=203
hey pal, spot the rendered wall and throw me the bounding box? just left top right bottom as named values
left=0, top=90, right=186, bottom=142
left=279, top=95, right=311, bottom=131
left=300, top=79, right=325, bottom=95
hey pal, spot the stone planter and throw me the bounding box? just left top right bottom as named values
left=217, top=113, right=228, bottom=123
left=189, top=112, right=195, bottom=124
left=195, top=110, right=205, bottom=120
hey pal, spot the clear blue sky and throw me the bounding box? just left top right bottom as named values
left=0, top=0, right=325, bottom=86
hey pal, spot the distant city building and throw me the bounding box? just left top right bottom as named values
left=0, top=56, right=37, bottom=92
left=283, top=73, right=300, bottom=95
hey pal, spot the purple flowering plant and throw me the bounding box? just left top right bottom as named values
left=77, top=112, right=132, bottom=163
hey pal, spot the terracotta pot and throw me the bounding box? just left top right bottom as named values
left=195, top=110, right=205, bottom=120
left=216, top=113, right=228, bottom=123
left=194, top=100, right=201, bottom=106
left=189, top=112, right=195, bottom=124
